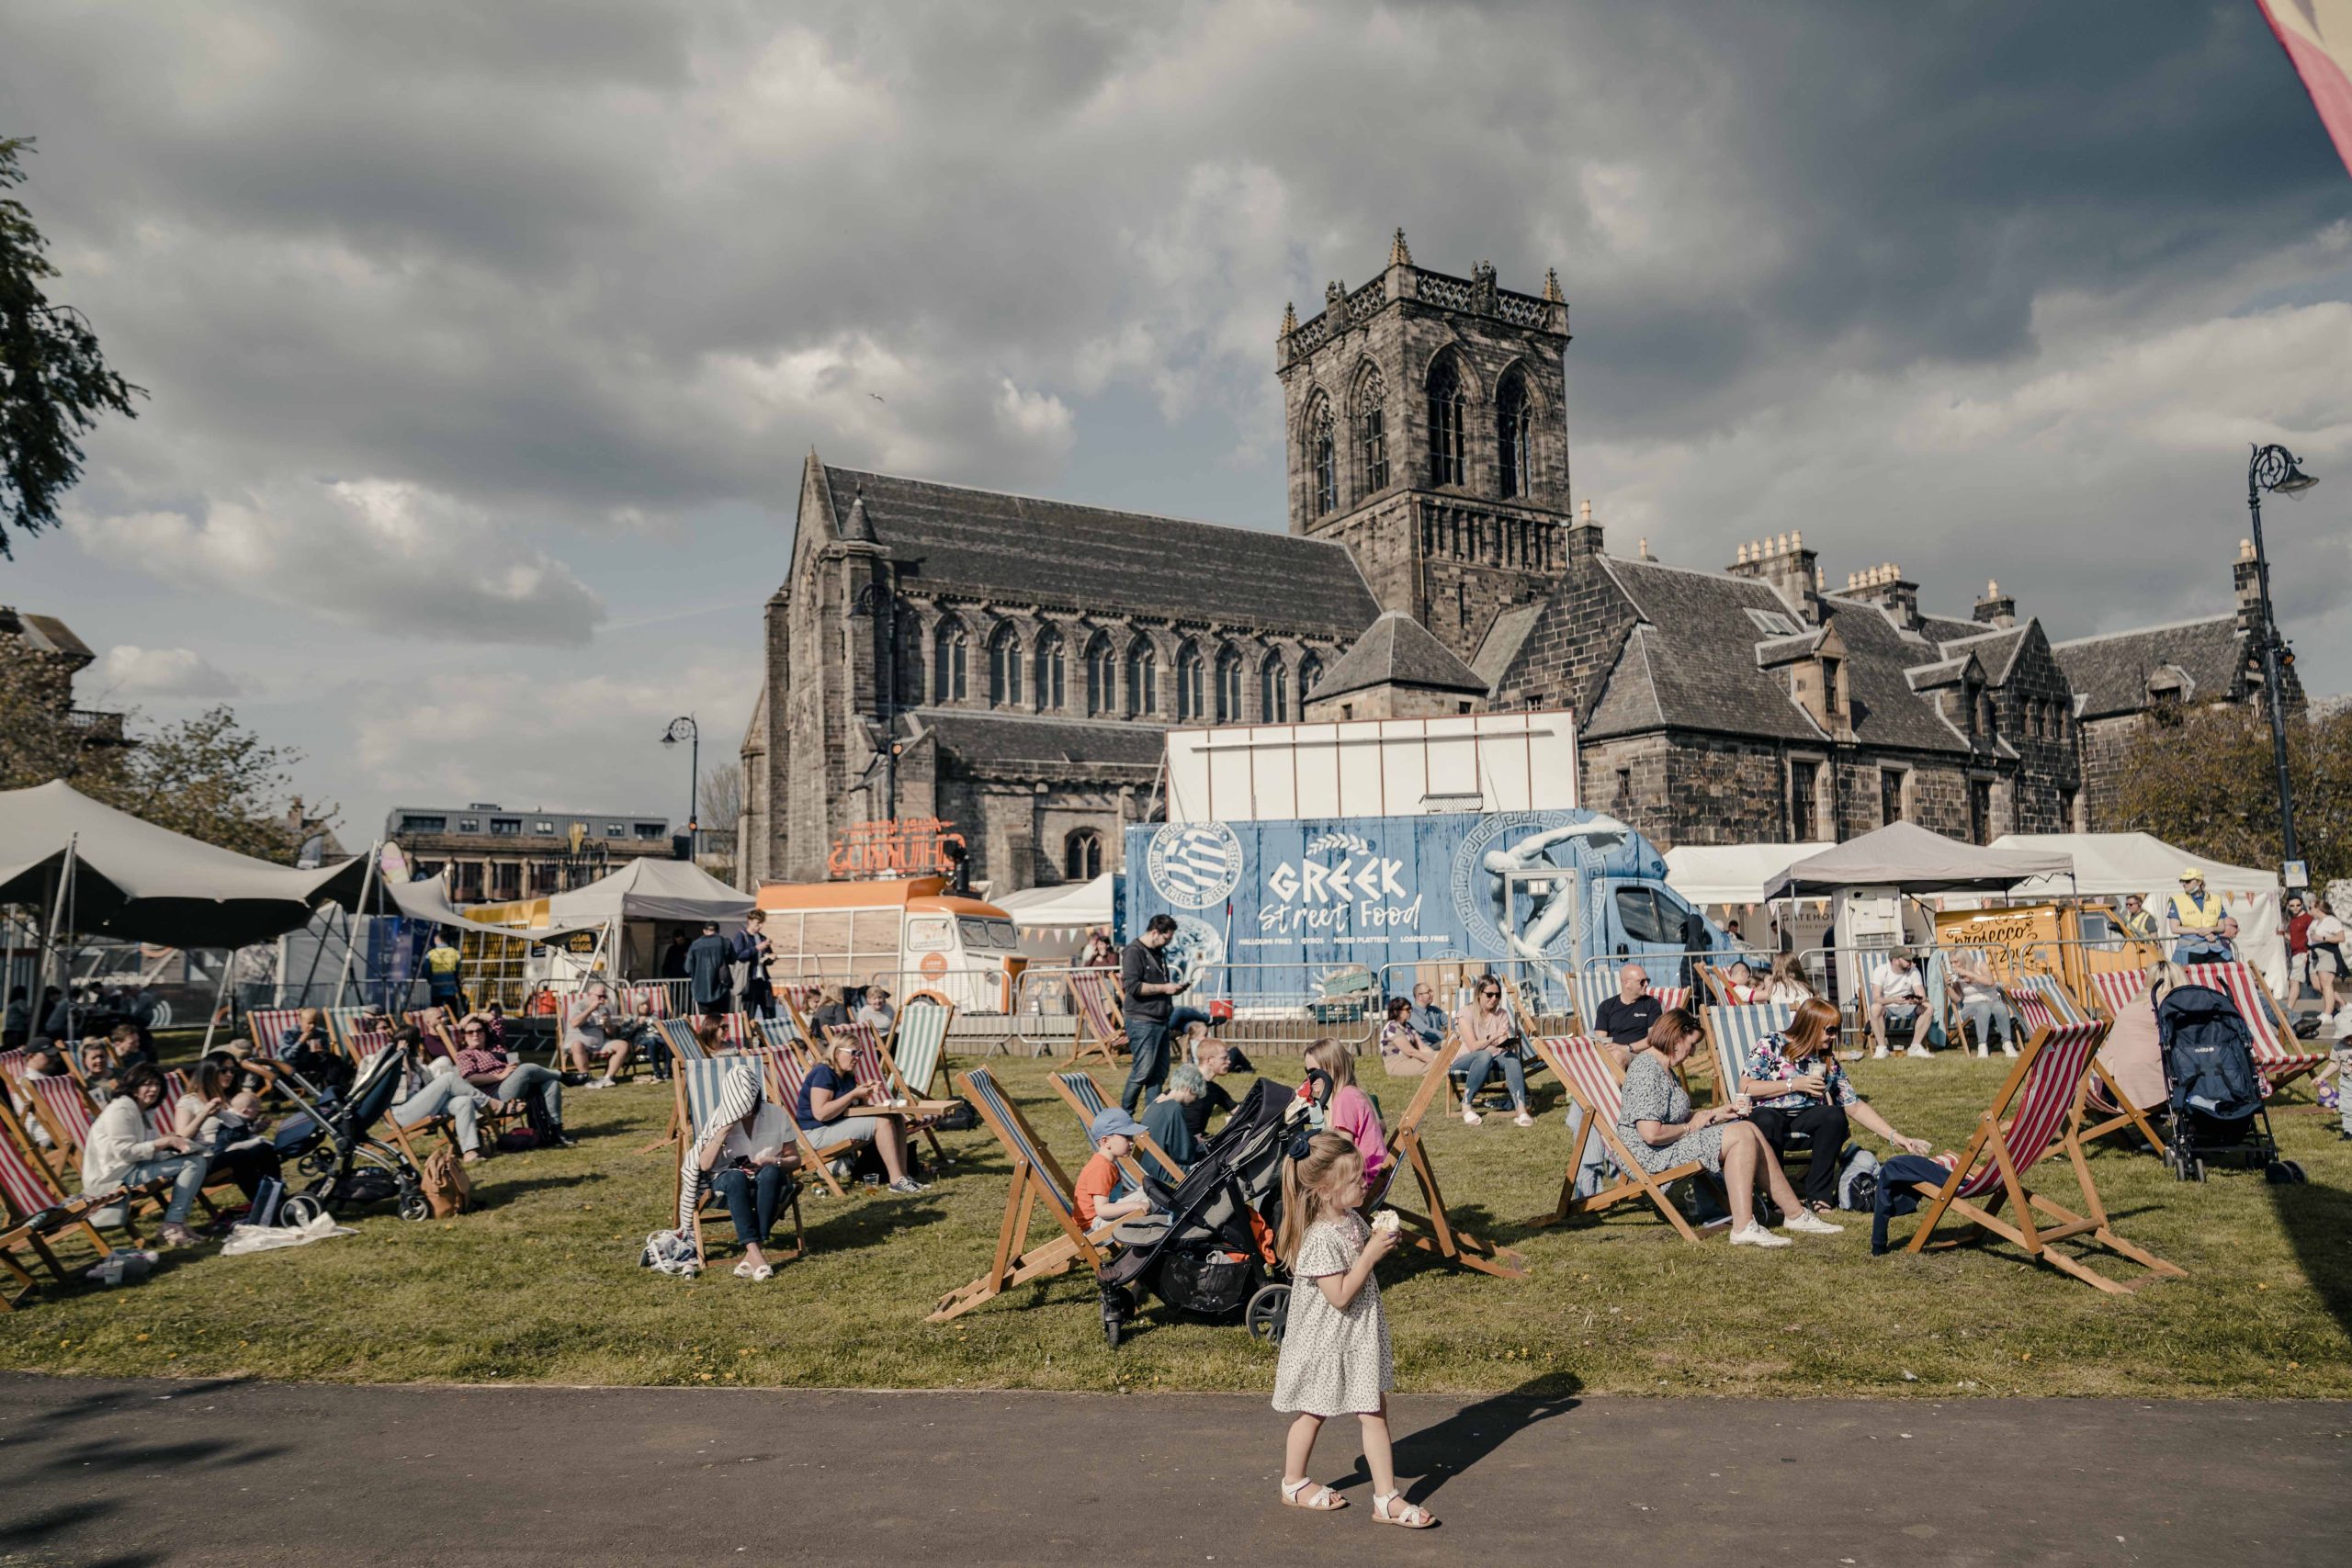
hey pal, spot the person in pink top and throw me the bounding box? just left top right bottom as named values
left=1298, top=1037, right=1387, bottom=1192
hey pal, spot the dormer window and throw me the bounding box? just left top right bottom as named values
left=1820, top=656, right=1844, bottom=719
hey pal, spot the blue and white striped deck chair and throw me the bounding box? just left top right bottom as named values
left=930, top=1066, right=1112, bottom=1322
left=884, top=996, right=958, bottom=1164
left=755, top=1013, right=808, bottom=1062
left=659, top=1018, right=709, bottom=1063
left=672, top=1057, right=801, bottom=1267
left=1702, top=1000, right=1794, bottom=1108
left=1048, top=1068, right=1176, bottom=1185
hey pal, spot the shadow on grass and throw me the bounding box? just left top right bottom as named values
left=478, top=1170, right=603, bottom=1204
left=1326, top=1372, right=1584, bottom=1506
left=2271, top=1168, right=2352, bottom=1340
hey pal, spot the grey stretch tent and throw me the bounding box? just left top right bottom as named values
left=546, top=857, right=755, bottom=928
left=1758, top=820, right=2073, bottom=900
left=0, top=779, right=369, bottom=948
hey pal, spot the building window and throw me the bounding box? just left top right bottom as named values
left=458, top=818, right=480, bottom=834
left=1035, top=626, right=1066, bottom=711
left=1497, top=370, right=1532, bottom=499
left=1820, top=657, right=1843, bottom=719
left=1791, top=760, right=1822, bottom=839
left=401, top=815, right=447, bottom=834
left=533, top=819, right=554, bottom=834
left=1428, top=355, right=1465, bottom=487
left=1216, top=645, right=1244, bottom=723
left=492, top=862, right=522, bottom=899
left=635, top=823, right=664, bottom=840
left=1064, top=829, right=1103, bottom=882
left=1357, top=367, right=1388, bottom=491
left=1297, top=651, right=1324, bottom=705
left=1176, top=641, right=1205, bottom=723
left=489, top=818, right=520, bottom=837
left=1125, top=637, right=1157, bottom=716
left=2064, top=787, right=2083, bottom=832
left=452, top=861, right=484, bottom=901
left=988, top=624, right=1023, bottom=707
left=605, top=823, right=625, bottom=839
left=933, top=620, right=968, bottom=703
left=1309, top=398, right=1337, bottom=517
left=1261, top=656, right=1291, bottom=723
left=530, top=860, right=560, bottom=895
left=1615, top=766, right=1633, bottom=807
left=1969, top=779, right=1993, bottom=845
left=1084, top=633, right=1115, bottom=716
left=1879, top=769, right=1906, bottom=826
left=1978, top=692, right=1996, bottom=739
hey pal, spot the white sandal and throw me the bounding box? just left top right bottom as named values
left=1280, top=1478, right=1347, bottom=1511
left=1373, top=1491, right=1435, bottom=1529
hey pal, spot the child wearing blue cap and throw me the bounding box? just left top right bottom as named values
left=1074, top=1106, right=1153, bottom=1228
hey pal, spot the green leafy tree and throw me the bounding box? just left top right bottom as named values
left=1, top=136, right=143, bottom=558
left=2111, top=701, right=2352, bottom=886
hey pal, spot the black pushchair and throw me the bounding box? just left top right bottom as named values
left=266, top=1043, right=435, bottom=1224
left=2154, top=983, right=2303, bottom=1184
left=1096, top=1078, right=1296, bottom=1348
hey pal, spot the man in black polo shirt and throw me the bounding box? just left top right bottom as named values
left=1591, top=963, right=1660, bottom=1045
left=1119, top=914, right=1191, bottom=1113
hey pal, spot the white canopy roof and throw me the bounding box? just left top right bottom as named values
left=546, top=856, right=756, bottom=927
left=1761, top=822, right=2074, bottom=900
left=1663, top=842, right=1834, bottom=907
left=1990, top=833, right=2280, bottom=899
left=0, top=779, right=368, bottom=949
left=994, top=873, right=1115, bottom=944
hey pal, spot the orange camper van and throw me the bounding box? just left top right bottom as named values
left=754, top=876, right=1025, bottom=1014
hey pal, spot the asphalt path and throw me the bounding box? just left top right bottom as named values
left=0, top=1376, right=2342, bottom=1566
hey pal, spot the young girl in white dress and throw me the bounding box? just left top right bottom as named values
left=1271, top=1131, right=1435, bottom=1529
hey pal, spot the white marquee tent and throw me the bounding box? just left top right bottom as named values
left=993, top=873, right=1115, bottom=949
left=1662, top=842, right=1835, bottom=908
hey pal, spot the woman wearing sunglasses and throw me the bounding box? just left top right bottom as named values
left=1450, top=980, right=1532, bottom=1127
left=1736, top=998, right=1929, bottom=1213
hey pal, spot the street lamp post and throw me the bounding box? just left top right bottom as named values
left=2244, top=443, right=2318, bottom=874
left=661, top=715, right=700, bottom=861
left=849, top=581, right=897, bottom=822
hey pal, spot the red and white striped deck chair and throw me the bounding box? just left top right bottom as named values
left=23, top=1077, right=97, bottom=1170
left=718, top=1011, right=752, bottom=1050
left=1890, top=1015, right=2184, bottom=1294
left=1067, top=968, right=1125, bottom=1068
left=1526, top=1035, right=1702, bottom=1240
left=0, top=1048, right=30, bottom=1088
left=247, top=1009, right=304, bottom=1058
left=1571, top=971, right=1691, bottom=1034
left=760, top=1052, right=858, bottom=1199
left=629, top=985, right=672, bottom=1021
left=0, top=1099, right=122, bottom=1306
left=2005, top=984, right=2164, bottom=1160
left=2087, top=966, right=2153, bottom=1020
left=2174, top=961, right=2330, bottom=1096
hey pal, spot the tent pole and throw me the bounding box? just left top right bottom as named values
left=199, top=943, right=238, bottom=1053
left=330, top=842, right=382, bottom=1009
left=36, top=838, right=76, bottom=1031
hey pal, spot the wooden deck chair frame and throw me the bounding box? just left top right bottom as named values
left=1892, top=1018, right=2186, bottom=1295
left=0, top=1096, right=169, bottom=1264
left=930, top=1065, right=1118, bottom=1322
left=0, top=1098, right=124, bottom=1302
left=2173, top=960, right=2333, bottom=1098
left=1066, top=968, right=1126, bottom=1068
left=671, top=1059, right=804, bottom=1269
left=1379, top=1038, right=1526, bottom=1279
left=830, top=1021, right=954, bottom=1166
left=1047, top=1069, right=1179, bottom=1185
left=756, top=1052, right=861, bottom=1199
left=2010, top=976, right=2169, bottom=1161
left=1525, top=1035, right=1702, bottom=1240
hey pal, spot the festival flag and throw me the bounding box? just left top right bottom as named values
left=2258, top=1, right=2352, bottom=175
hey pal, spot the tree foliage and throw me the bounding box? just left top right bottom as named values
left=0, top=636, right=325, bottom=863
left=1, top=136, right=143, bottom=558
left=2111, top=701, right=2352, bottom=886
left=699, top=759, right=743, bottom=832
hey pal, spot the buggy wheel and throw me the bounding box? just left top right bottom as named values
left=298, top=1149, right=334, bottom=1179
left=396, top=1187, right=432, bottom=1222
left=278, top=1193, right=323, bottom=1228
left=1100, top=1282, right=1134, bottom=1350
left=1245, top=1283, right=1290, bottom=1347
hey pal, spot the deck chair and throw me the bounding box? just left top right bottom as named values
left=2007, top=984, right=2167, bottom=1160
left=1886, top=1016, right=2185, bottom=1295
left=1048, top=1069, right=1179, bottom=1184
left=1067, top=968, right=1126, bottom=1067
left=831, top=1021, right=955, bottom=1164
left=1701, top=1000, right=1796, bottom=1106
left=884, top=995, right=955, bottom=1101
left=930, top=1065, right=1119, bottom=1322
left=22, top=1077, right=98, bottom=1174
left=1379, top=1038, right=1526, bottom=1279
left=672, top=1057, right=804, bottom=1269
left=658, top=1018, right=711, bottom=1063
left=2087, top=965, right=2154, bottom=1021
left=1694, top=963, right=1732, bottom=1007
left=1526, top=1034, right=1702, bottom=1240
left=323, top=1006, right=369, bottom=1052
left=755, top=1014, right=808, bottom=1062
left=0, top=1100, right=133, bottom=1308
left=2173, top=960, right=2331, bottom=1097
left=759, top=1052, right=863, bottom=1199
left=246, top=1009, right=303, bottom=1057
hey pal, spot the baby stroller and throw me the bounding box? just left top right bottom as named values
left=1096, top=1078, right=1296, bottom=1349
left=266, top=1043, right=435, bottom=1224
left=2154, top=982, right=2303, bottom=1184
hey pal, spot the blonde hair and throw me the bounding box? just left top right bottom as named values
left=1277, top=1132, right=1363, bottom=1266
left=299, top=1006, right=325, bottom=1028
left=1770, top=954, right=1814, bottom=994
left=1301, top=1036, right=1355, bottom=1090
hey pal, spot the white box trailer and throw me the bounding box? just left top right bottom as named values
left=1162, top=709, right=1578, bottom=825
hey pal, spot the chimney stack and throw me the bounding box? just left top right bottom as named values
left=1973, top=578, right=2016, bottom=629
left=1725, top=530, right=1821, bottom=624
left=2233, top=537, right=2262, bottom=633
left=1842, top=560, right=1922, bottom=632
left=1566, top=498, right=1604, bottom=562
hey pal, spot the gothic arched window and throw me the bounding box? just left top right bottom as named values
left=1497, top=369, right=1532, bottom=499
left=987, top=624, right=1022, bottom=707
left=1309, top=397, right=1337, bottom=517
left=1176, top=640, right=1205, bottom=723
left=1064, top=829, right=1103, bottom=882
left=1428, top=355, right=1466, bottom=487
left=1084, top=632, right=1115, bottom=716
left=1356, top=366, right=1388, bottom=492
left=933, top=619, right=968, bottom=703
left=1035, top=626, right=1066, bottom=711
left=1297, top=650, right=1325, bottom=706
left=1125, top=636, right=1158, bottom=717
left=1215, top=645, right=1244, bottom=723
left=1261, top=654, right=1291, bottom=723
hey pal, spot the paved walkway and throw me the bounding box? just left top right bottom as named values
left=0, top=1376, right=2341, bottom=1566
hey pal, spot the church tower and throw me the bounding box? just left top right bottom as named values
left=1277, top=231, right=1573, bottom=663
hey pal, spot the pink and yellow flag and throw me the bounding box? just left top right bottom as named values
left=2258, top=1, right=2352, bottom=174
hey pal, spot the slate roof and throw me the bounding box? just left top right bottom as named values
left=1812, top=595, right=1972, bottom=753
left=0, top=607, right=94, bottom=664
left=1309, top=610, right=1489, bottom=702
left=1474, top=602, right=1545, bottom=687
left=1932, top=624, right=2029, bottom=682
left=816, top=461, right=1381, bottom=635
left=2052, top=615, right=2247, bottom=720
left=908, top=709, right=1165, bottom=773
left=1583, top=559, right=1823, bottom=743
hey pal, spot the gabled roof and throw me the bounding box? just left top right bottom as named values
left=1473, top=602, right=1545, bottom=687
left=906, top=709, right=1166, bottom=773
left=0, top=607, right=94, bottom=664
left=2052, top=615, right=2247, bottom=720
left=1309, top=610, right=1489, bottom=703
left=1934, top=624, right=2029, bottom=682
left=813, top=461, right=1381, bottom=636
left=1585, top=625, right=1668, bottom=739
left=1905, top=653, right=1980, bottom=692
left=1584, top=559, right=1823, bottom=742
left=1813, top=595, right=1973, bottom=753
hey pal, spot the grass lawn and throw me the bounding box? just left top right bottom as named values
left=6, top=1048, right=2349, bottom=1397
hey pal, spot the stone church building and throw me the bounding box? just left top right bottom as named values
left=738, top=232, right=2288, bottom=893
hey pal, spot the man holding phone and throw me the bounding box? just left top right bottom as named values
left=1120, top=914, right=1188, bottom=1113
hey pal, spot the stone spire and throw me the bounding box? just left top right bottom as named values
left=841, top=491, right=875, bottom=543
left=1389, top=227, right=1412, bottom=267
left=1279, top=300, right=1298, bottom=338
left=1542, top=266, right=1564, bottom=303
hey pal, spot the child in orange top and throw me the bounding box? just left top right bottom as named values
left=1074, top=1107, right=1154, bottom=1228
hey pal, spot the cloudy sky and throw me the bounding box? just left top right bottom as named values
left=6, top=1, right=2350, bottom=844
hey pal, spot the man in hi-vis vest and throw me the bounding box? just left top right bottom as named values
left=2165, top=870, right=2229, bottom=965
